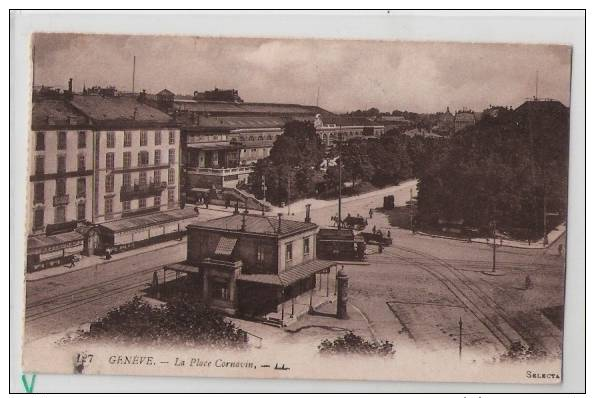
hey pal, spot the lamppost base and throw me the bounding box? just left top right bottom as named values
left=481, top=271, right=506, bottom=276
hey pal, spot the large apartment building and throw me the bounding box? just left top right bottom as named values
left=26, top=92, right=195, bottom=272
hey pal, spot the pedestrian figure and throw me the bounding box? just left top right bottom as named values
left=500, top=237, right=503, bottom=246
left=558, top=243, right=564, bottom=257
left=369, top=208, right=373, bottom=219
left=105, top=247, right=112, bottom=260
left=378, top=244, right=383, bottom=253
left=387, top=230, right=391, bottom=238
left=372, top=225, right=376, bottom=234
left=194, top=206, right=199, bottom=214
left=70, top=256, right=77, bottom=268
left=525, top=275, right=533, bottom=290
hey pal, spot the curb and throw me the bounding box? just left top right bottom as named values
left=412, top=228, right=566, bottom=251
left=26, top=239, right=186, bottom=282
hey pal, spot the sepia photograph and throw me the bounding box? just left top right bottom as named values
left=15, top=19, right=579, bottom=388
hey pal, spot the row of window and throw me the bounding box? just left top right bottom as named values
left=33, top=178, right=87, bottom=203
left=106, top=169, right=175, bottom=192
left=32, top=203, right=86, bottom=230
left=35, top=131, right=88, bottom=151
left=284, top=237, right=311, bottom=263
left=105, top=149, right=175, bottom=169
left=34, top=154, right=87, bottom=175
left=35, top=130, right=177, bottom=152
left=105, top=189, right=176, bottom=215
left=107, top=130, right=176, bottom=148
left=239, top=134, right=274, bottom=141
left=32, top=167, right=176, bottom=203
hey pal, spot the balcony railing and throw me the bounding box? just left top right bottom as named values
left=186, top=165, right=254, bottom=176
left=110, top=162, right=171, bottom=174
left=53, top=194, right=69, bottom=206
left=120, top=181, right=167, bottom=201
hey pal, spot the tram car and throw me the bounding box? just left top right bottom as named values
left=342, top=214, right=368, bottom=230
left=316, top=228, right=366, bottom=261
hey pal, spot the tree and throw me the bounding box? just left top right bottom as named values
left=75, top=296, right=248, bottom=349
left=248, top=121, right=325, bottom=205
left=415, top=102, right=569, bottom=239
left=318, top=331, right=395, bottom=357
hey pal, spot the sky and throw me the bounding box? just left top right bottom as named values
left=32, top=33, right=572, bottom=114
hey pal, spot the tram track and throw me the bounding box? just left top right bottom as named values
left=25, top=264, right=167, bottom=322
left=382, top=245, right=526, bottom=350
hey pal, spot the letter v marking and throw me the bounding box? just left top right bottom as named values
left=21, top=374, right=36, bottom=393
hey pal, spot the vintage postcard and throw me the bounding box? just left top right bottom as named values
left=21, top=32, right=571, bottom=385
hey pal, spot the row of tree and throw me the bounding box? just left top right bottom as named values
left=415, top=102, right=569, bottom=239
left=246, top=121, right=436, bottom=206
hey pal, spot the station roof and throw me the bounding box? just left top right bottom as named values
left=188, top=214, right=317, bottom=238
left=198, top=115, right=288, bottom=129
left=173, top=100, right=327, bottom=116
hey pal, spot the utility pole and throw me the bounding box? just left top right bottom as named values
left=459, top=317, right=463, bottom=359
left=337, top=134, right=342, bottom=230
left=543, top=194, right=548, bottom=246
left=490, top=220, right=497, bottom=273
left=409, top=188, right=415, bottom=234
left=287, top=172, right=291, bottom=216
left=261, top=175, right=267, bottom=216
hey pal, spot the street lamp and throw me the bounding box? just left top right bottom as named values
left=489, top=219, right=497, bottom=273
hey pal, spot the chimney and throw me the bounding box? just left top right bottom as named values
left=277, top=213, right=282, bottom=233
left=68, top=78, right=73, bottom=93
left=241, top=212, right=246, bottom=231
left=305, top=203, right=311, bottom=223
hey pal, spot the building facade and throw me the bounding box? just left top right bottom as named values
left=26, top=91, right=194, bottom=272
left=29, top=101, right=94, bottom=235
left=169, top=213, right=336, bottom=323
left=314, top=114, right=385, bottom=148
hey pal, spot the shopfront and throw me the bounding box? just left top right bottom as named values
left=27, top=231, right=85, bottom=272
left=98, top=208, right=198, bottom=253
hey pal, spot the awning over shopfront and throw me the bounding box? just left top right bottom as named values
left=27, top=231, right=84, bottom=256
left=278, top=259, right=335, bottom=286
left=237, top=259, right=336, bottom=288
left=99, top=208, right=197, bottom=234
left=190, top=188, right=210, bottom=193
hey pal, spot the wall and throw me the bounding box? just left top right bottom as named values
left=187, top=228, right=278, bottom=274
left=93, top=128, right=181, bottom=224
left=28, top=129, right=94, bottom=235
left=277, top=230, right=317, bottom=273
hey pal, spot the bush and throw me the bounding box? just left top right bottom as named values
left=318, top=331, right=395, bottom=357
left=500, top=341, right=546, bottom=362
left=77, top=296, right=247, bottom=349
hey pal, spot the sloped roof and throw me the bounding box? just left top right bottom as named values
left=99, top=208, right=197, bottom=233
left=198, top=115, right=288, bottom=129
left=70, top=95, right=175, bottom=127
left=236, top=259, right=335, bottom=287
left=157, top=88, right=175, bottom=96
left=31, top=99, right=90, bottom=129
left=173, top=100, right=327, bottom=116
left=27, top=231, right=84, bottom=254
left=188, top=214, right=317, bottom=237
